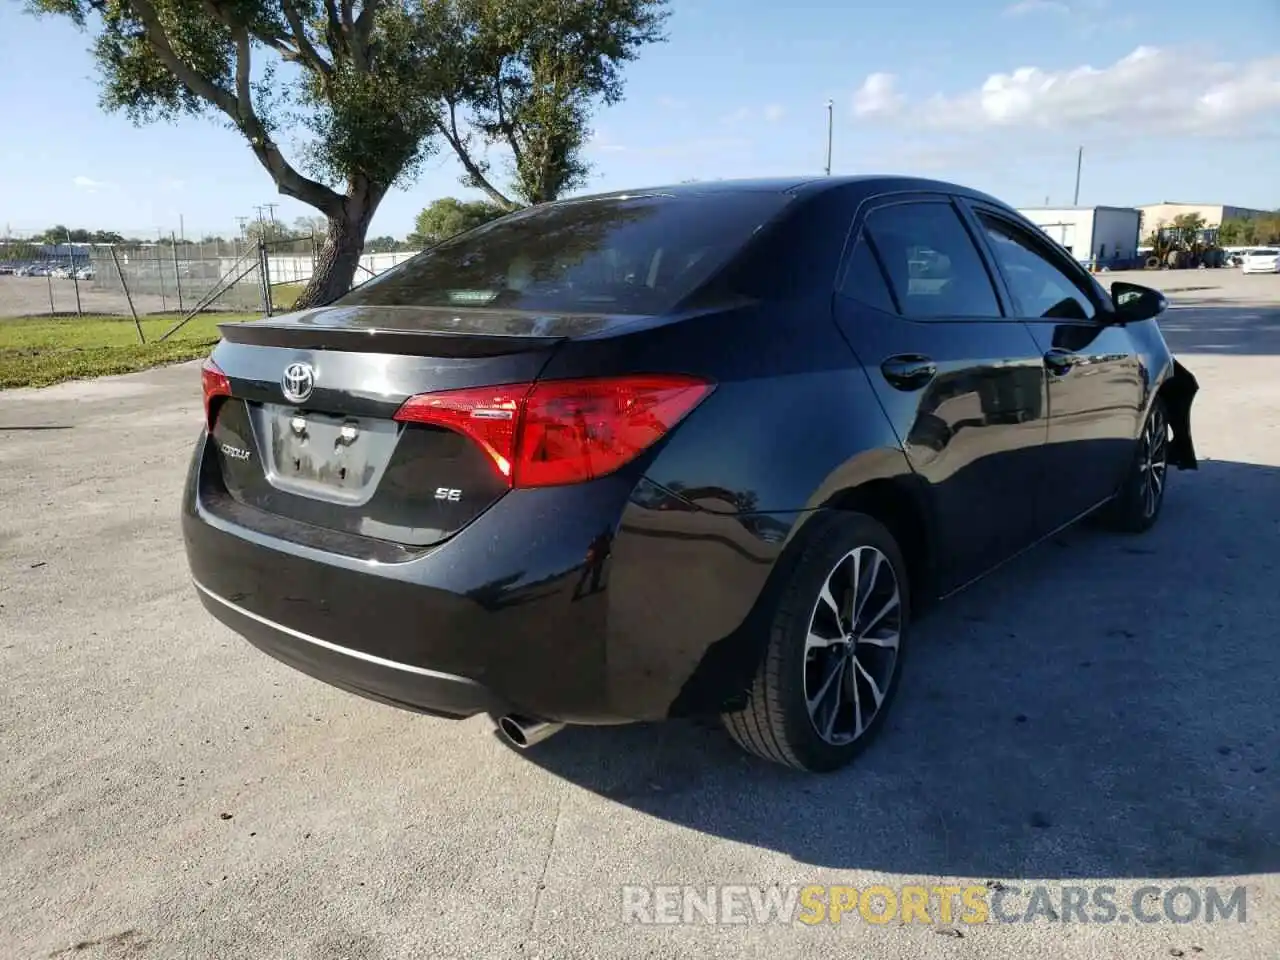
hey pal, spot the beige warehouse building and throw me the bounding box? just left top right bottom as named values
left=1137, top=202, right=1272, bottom=235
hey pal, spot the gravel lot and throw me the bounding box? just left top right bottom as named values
left=2, top=271, right=1277, bottom=959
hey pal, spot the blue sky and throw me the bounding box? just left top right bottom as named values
left=1, top=0, right=1277, bottom=241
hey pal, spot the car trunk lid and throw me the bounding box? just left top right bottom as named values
left=202, top=304, right=619, bottom=551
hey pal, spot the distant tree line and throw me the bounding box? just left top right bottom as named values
left=1218, top=212, right=1280, bottom=247
left=11, top=197, right=510, bottom=258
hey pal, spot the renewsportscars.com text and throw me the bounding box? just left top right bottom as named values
left=621, top=883, right=1249, bottom=927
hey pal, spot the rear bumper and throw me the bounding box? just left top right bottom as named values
left=183, top=430, right=793, bottom=724
left=193, top=581, right=505, bottom=719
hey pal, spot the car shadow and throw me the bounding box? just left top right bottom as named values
left=509, top=458, right=1280, bottom=880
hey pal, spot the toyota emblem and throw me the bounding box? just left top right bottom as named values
left=281, top=361, right=315, bottom=403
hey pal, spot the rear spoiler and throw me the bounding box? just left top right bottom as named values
left=218, top=321, right=565, bottom=359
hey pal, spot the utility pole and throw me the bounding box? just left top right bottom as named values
left=824, top=99, right=834, bottom=176
left=235, top=216, right=250, bottom=241
left=264, top=202, right=279, bottom=227
left=1073, top=146, right=1083, bottom=206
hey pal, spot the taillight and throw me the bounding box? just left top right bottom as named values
left=201, top=357, right=231, bottom=430
left=394, top=374, right=714, bottom=488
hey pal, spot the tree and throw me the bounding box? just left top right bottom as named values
left=421, top=0, right=668, bottom=207
left=1169, top=213, right=1208, bottom=249
left=27, top=0, right=440, bottom=306
left=27, top=0, right=668, bottom=308
left=245, top=219, right=302, bottom=244
left=1219, top=213, right=1280, bottom=247
left=366, top=235, right=401, bottom=252
left=293, top=215, right=329, bottom=237
left=407, top=196, right=506, bottom=248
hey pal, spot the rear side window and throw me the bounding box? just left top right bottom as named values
left=863, top=202, right=1001, bottom=319
left=335, top=193, right=791, bottom=316
left=840, top=235, right=896, bottom=314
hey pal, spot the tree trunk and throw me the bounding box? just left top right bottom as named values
left=292, top=181, right=383, bottom=310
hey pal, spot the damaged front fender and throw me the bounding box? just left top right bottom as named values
left=1161, top=358, right=1199, bottom=470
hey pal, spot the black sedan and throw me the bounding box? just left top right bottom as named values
left=183, top=176, right=1198, bottom=772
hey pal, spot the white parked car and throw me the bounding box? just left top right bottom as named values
left=1241, top=247, right=1280, bottom=274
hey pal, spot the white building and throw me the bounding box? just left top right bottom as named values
left=1015, top=206, right=1142, bottom=267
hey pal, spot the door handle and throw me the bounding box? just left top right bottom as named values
left=1043, top=348, right=1079, bottom=375
left=880, top=354, right=937, bottom=391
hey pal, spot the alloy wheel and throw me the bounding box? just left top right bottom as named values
left=803, top=546, right=902, bottom=746
left=1139, top=405, right=1169, bottom=519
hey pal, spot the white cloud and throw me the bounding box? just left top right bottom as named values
left=853, top=73, right=903, bottom=118
left=1003, top=0, right=1070, bottom=15
left=763, top=104, right=786, bottom=123
left=657, top=96, right=688, bottom=110
left=860, top=48, right=1280, bottom=136
left=72, top=175, right=106, bottom=190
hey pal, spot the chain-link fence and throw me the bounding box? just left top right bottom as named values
left=2, top=231, right=420, bottom=320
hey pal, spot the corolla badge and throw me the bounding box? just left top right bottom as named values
left=282, top=361, right=315, bottom=403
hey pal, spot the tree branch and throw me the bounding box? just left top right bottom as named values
left=350, top=0, right=380, bottom=69
left=322, top=0, right=348, bottom=60
left=438, top=99, right=518, bottom=210
left=129, top=1, right=344, bottom=216
left=129, top=0, right=238, bottom=116
left=279, top=0, right=334, bottom=78
left=493, top=71, right=523, bottom=170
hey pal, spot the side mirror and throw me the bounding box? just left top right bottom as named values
left=1110, top=281, right=1167, bottom=323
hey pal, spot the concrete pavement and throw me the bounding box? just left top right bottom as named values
left=1, top=276, right=1277, bottom=959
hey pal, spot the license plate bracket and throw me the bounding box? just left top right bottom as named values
left=253, top=403, right=400, bottom=505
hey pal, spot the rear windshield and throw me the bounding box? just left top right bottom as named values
left=334, top=192, right=790, bottom=315
left=1249, top=248, right=1278, bottom=255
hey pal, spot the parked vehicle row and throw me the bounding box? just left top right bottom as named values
left=0, top=261, right=94, bottom=279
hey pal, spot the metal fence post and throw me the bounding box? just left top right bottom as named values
left=171, top=232, right=184, bottom=313
left=157, top=242, right=168, bottom=312
left=259, top=238, right=273, bottom=317
left=66, top=229, right=82, bottom=317
left=110, top=246, right=144, bottom=343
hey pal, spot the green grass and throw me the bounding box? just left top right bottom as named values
left=271, top=282, right=306, bottom=311
left=0, top=312, right=258, bottom=389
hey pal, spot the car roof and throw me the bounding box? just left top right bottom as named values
left=559, top=175, right=1013, bottom=209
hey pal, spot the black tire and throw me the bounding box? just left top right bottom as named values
left=1100, top=397, right=1170, bottom=534
left=721, top=512, right=911, bottom=773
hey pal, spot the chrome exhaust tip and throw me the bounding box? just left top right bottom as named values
left=496, top=714, right=566, bottom=749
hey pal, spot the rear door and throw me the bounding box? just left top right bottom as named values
left=963, top=203, right=1143, bottom=534
left=833, top=195, right=1049, bottom=590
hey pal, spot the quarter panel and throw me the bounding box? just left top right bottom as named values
left=604, top=479, right=798, bottom=719
left=547, top=300, right=907, bottom=514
